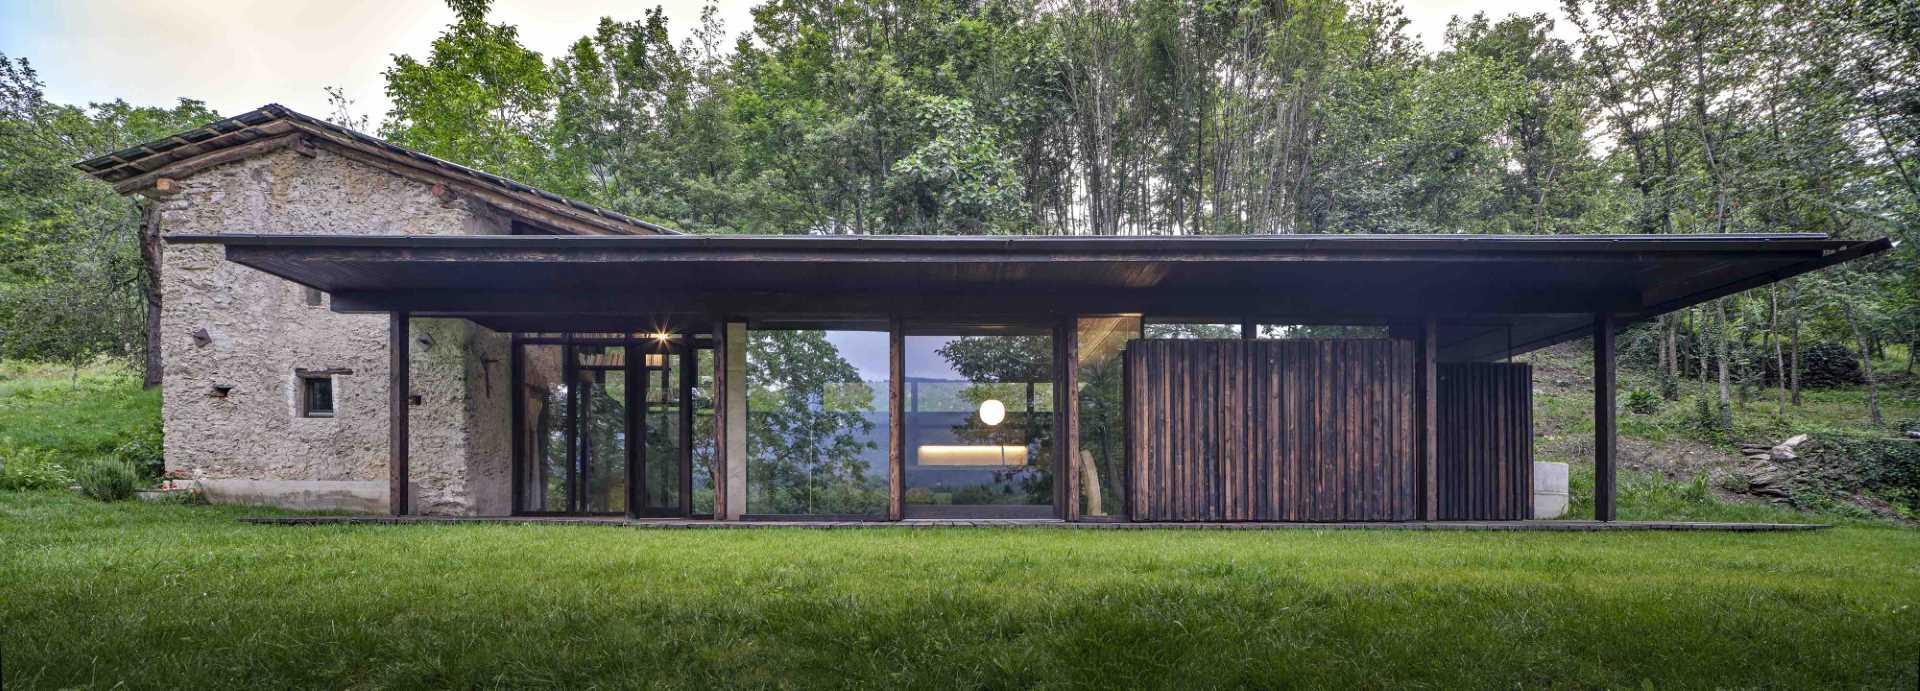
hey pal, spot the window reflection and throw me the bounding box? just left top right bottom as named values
left=1076, top=316, right=1137, bottom=518
left=745, top=328, right=889, bottom=516
left=1145, top=319, right=1240, bottom=339
left=904, top=327, right=1054, bottom=518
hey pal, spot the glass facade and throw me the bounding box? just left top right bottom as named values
left=572, top=345, right=629, bottom=514
left=1255, top=324, right=1389, bottom=339
left=1075, top=316, right=1138, bottom=518
left=1145, top=319, right=1240, bottom=339
left=513, top=335, right=713, bottom=516
left=511, top=316, right=1397, bottom=521
left=745, top=328, right=890, bottom=516
left=517, top=344, right=568, bottom=513
left=903, top=326, right=1055, bottom=517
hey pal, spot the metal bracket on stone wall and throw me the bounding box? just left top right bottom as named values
left=191, top=327, right=212, bottom=347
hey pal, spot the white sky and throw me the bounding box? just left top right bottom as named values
left=0, top=0, right=1574, bottom=122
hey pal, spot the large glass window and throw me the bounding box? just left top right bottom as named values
left=745, top=327, right=890, bottom=516
left=691, top=348, right=716, bottom=516
left=637, top=344, right=678, bottom=514
left=515, top=335, right=713, bottom=516
left=1255, top=324, right=1389, bottom=339
left=904, top=325, right=1055, bottom=518
left=1076, top=316, right=1137, bottom=518
left=573, top=345, right=629, bottom=514
left=517, top=344, right=567, bottom=512
left=1145, top=319, right=1240, bottom=339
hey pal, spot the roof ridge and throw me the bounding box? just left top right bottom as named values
left=73, top=103, right=678, bottom=236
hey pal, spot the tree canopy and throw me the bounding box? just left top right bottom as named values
left=1, top=0, right=1916, bottom=427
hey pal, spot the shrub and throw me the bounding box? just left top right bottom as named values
left=1796, top=342, right=1862, bottom=388
left=0, top=440, right=72, bottom=490
left=1624, top=389, right=1661, bottom=415
left=1686, top=398, right=1728, bottom=439
left=75, top=457, right=139, bottom=501
left=112, top=422, right=164, bottom=479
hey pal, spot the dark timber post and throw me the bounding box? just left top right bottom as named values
left=887, top=317, right=905, bottom=521
left=1419, top=317, right=1438, bottom=521
left=388, top=311, right=410, bottom=516
left=1593, top=313, right=1618, bottom=522
left=624, top=343, right=640, bottom=519
left=710, top=317, right=728, bottom=519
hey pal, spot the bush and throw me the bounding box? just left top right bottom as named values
left=1625, top=389, right=1661, bottom=415
left=1798, top=342, right=1864, bottom=388
left=0, top=441, right=72, bottom=490
left=75, top=457, right=139, bottom=501
left=1686, top=397, right=1728, bottom=438
left=112, top=422, right=164, bottom=478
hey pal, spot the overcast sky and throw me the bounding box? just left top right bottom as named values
left=0, top=0, right=1574, bottom=124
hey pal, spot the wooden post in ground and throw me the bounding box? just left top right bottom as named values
left=389, top=312, right=410, bottom=516
left=1594, top=313, right=1618, bottom=522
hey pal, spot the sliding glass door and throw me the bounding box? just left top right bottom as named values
left=515, top=335, right=711, bottom=517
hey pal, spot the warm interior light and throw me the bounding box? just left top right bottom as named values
left=916, top=445, right=1029, bottom=466
left=652, top=332, right=673, bottom=341
left=644, top=353, right=665, bottom=368
left=978, top=399, right=1006, bottom=426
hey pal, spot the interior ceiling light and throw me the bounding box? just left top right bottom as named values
left=979, top=399, right=1006, bottom=426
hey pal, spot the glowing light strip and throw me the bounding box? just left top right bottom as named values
left=915, top=445, right=1030, bottom=467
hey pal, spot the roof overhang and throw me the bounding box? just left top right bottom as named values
left=168, top=232, right=1891, bottom=362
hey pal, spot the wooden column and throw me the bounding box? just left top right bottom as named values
left=1058, top=317, right=1081, bottom=520
left=624, top=343, right=641, bottom=519
left=509, top=341, right=523, bottom=514
left=709, top=318, right=728, bottom=519
left=1419, top=317, right=1438, bottom=521
left=1594, top=313, right=1618, bottom=522
left=388, top=312, right=410, bottom=516
left=887, top=317, right=906, bottom=521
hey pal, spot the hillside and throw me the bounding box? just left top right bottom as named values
left=1521, top=340, right=1920, bottom=524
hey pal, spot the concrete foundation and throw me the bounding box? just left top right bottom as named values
left=198, top=479, right=389, bottom=513
left=1533, top=461, right=1570, bottom=519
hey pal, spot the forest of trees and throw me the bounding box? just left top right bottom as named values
left=1, top=0, right=1916, bottom=429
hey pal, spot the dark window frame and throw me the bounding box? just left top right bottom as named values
left=299, top=374, right=334, bottom=418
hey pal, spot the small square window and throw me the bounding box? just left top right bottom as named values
left=304, top=287, right=324, bottom=307
left=300, top=376, right=334, bottom=418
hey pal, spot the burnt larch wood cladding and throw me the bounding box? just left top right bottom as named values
left=1124, top=339, right=1416, bottom=522
left=1435, top=363, right=1534, bottom=520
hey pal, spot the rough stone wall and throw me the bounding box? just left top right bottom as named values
left=156, top=146, right=511, bottom=515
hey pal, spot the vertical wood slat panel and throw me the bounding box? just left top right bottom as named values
left=1435, top=362, right=1534, bottom=520
left=1124, top=339, right=1416, bottom=521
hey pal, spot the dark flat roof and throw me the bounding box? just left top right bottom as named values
left=171, top=232, right=1891, bottom=361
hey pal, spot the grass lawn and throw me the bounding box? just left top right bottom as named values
left=4, top=492, right=1918, bottom=689
left=0, top=361, right=157, bottom=460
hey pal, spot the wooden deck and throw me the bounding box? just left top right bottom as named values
left=242, top=516, right=1829, bottom=532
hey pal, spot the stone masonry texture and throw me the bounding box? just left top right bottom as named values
left=157, top=146, right=511, bottom=515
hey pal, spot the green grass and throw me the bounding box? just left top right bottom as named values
left=3, top=492, right=1919, bottom=689
left=0, top=360, right=157, bottom=461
